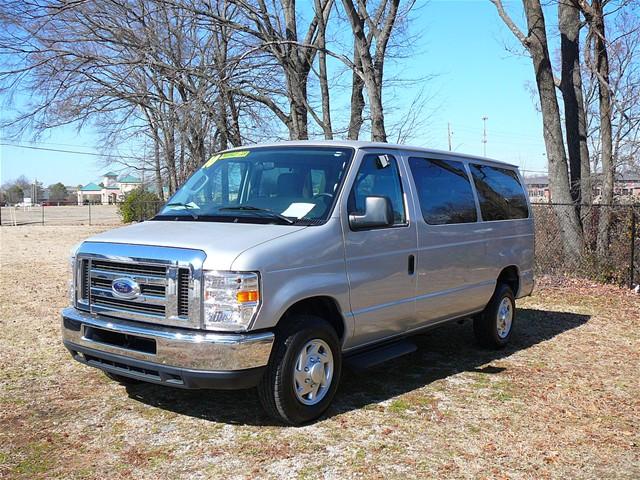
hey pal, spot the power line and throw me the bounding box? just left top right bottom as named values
left=0, top=138, right=107, bottom=149
left=0, top=142, right=142, bottom=160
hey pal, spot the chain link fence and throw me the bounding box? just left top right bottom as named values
left=532, top=203, right=639, bottom=287
left=0, top=200, right=164, bottom=226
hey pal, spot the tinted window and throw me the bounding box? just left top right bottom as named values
left=469, top=164, right=529, bottom=221
left=348, top=154, right=406, bottom=225
left=408, top=158, right=477, bottom=225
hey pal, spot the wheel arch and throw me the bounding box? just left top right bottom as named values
left=497, top=265, right=520, bottom=297
left=276, top=295, right=346, bottom=342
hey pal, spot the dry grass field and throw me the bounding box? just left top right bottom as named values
left=1, top=225, right=639, bottom=479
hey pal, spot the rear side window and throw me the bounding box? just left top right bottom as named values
left=408, top=157, right=477, bottom=225
left=469, top=164, right=529, bottom=221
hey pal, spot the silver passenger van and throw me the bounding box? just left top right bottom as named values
left=62, top=140, right=534, bottom=424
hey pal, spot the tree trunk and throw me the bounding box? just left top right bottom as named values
left=287, top=72, right=310, bottom=140
left=227, top=93, right=242, bottom=146
left=341, top=0, right=396, bottom=143
left=315, top=0, right=333, bottom=140
left=347, top=40, right=365, bottom=140
left=282, top=0, right=309, bottom=140
left=590, top=1, right=614, bottom=258
left=523, top=0, right=584, bottom=263
left=164, top=124, right=178, bottom=195
left=152, top=126, right=165, bottom=202
left=558, top=0, right=592, bottom=224
left=558, top=0, right=591, bottom=215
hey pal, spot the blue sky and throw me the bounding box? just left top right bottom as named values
left=0, top=0, right=550, bottom=187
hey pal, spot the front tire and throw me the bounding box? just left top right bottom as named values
left=473, top=283, right=516, bottom=348
left=258, top=315, right=342, bottom=425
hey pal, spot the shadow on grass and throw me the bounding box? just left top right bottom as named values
left=125, top=308, right=589, bottom=426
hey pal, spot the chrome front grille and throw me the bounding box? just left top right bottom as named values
left=91, top=259, right=167, bottom=276
left=75, top=243, right=205, bottom=329
left=177, top=268, right=190, bottom=317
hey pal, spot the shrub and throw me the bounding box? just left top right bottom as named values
left=118, top=188, right=161, bottom=223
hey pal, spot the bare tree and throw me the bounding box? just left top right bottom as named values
left=0, top=0, right=265, bottom=195
left=341, top=0, right=402, bottom=142
left=347, top=37, right=366, bottom=140
left=558, top=0, right=592, bottom=211
left=573, top=0, right=614, bottom=257
left=608, top=10, right=640, bottom=175
left=491, top=0, right=585, bottom=263
left=1, top=0, right=431, bottom=199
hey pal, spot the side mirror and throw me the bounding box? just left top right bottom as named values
left=349, top=196, right=393, bottom=229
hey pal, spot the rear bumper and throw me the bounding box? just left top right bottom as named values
left=61, top=307, right=274, bottom=389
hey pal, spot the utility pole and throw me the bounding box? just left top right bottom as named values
left=447, top=123, right=453, bottom=151
left=481, top=116, right=488, bottom=157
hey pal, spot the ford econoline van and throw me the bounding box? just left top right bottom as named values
left=62, top=141, right=534, bottom=425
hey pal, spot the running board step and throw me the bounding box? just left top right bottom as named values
left=345, top=340, right=417, bottom=371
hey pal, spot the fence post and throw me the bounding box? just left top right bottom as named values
left=88, top=202, right=92, bottom=226
left=41, top=204, right=45, bottom=226
left=630, top=207, right=637, bottom=289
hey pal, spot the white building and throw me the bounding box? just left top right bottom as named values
left=77, top=172, right=142, bottom=205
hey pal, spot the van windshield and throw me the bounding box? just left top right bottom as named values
left=154, top=147, right=353, bottom=224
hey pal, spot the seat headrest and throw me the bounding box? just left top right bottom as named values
left=277, top=173, right=302, bottom=196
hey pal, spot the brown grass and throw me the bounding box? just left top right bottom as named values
left=1, top=225, right=639, bottom=479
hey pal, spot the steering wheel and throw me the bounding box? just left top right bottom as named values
left=313, top=193, right=334, bottom=200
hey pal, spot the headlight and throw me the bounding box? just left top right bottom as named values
left=203, top=271, right=260, bottom=331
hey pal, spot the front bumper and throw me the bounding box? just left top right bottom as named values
left=61, top=307, right=274, bottom=389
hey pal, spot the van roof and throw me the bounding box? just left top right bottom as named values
left=222, top=140, right=519, bottom=169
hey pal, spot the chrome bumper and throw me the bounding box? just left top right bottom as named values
left=61, top=307, right=274, bottom=371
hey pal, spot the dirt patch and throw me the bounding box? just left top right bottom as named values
left=1, top=226, right=639, bottom=479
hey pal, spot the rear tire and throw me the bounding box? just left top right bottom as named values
left=258, top=315, right=342, bottom=425
left=473, top=283, right=515, bottom=349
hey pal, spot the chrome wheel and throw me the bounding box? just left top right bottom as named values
left=293, top=339, right=334, bottom=406
left=496, top=297, right=513, bottom=338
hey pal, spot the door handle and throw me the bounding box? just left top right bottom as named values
left=408, top=254, right=415, bottom=275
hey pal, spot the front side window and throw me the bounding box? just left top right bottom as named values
left=408, top=157, right=477, bottom=225
left=348, top=153, right=406, bottom=225
left=469, top=164, right=529, bottom=221
left=155, top=147, right=353, bottom=224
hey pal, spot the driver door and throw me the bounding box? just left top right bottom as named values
left=342, top=151, right=418, bottom=347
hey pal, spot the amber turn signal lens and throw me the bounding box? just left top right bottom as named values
left=236, top=290, right=259, bottom=303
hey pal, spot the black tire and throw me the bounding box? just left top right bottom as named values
left=473, top=283, right=516, bottom=349
left=103, top=371, right=143, bottom=386
left=258, top=315, right=342, bottom=426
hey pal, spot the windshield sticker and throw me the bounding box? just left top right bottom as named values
left=281, top=203, right=315, bottom=219
left=202, top=154, right=220, bottom=169
left=220, top=150, right=250, bottom=159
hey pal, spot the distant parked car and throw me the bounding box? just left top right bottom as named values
left=62, top=140, right=534, bottom=425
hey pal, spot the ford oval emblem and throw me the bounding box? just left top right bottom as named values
left=111, top=278, right=140, bottom=299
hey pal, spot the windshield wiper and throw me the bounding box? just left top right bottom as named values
left=218, top=206, right=295, bottom=225
left=159, top=202, right=199, bottom=220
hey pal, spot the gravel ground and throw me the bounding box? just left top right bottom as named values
left=1, top=225, right=638, bottom=479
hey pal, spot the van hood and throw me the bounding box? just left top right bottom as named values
left=84, top=220, right=307, bottom=270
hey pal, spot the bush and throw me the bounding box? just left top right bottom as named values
left=118, top=188, right=161, bottom=223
